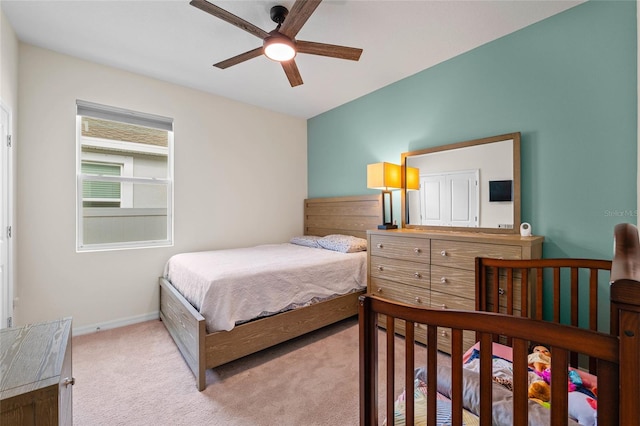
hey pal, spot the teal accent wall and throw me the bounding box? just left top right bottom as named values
left=308, top=0, right=636, bottom=262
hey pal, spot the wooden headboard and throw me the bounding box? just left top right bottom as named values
left=304, top=194, right=382, bottom=239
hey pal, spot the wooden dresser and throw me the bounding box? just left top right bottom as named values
left=1, top=318, right=73, bottom=425
left=367, top=229, right=544, bottom=354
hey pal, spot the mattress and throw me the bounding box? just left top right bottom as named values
left=164, top=243, right=367, bottom=332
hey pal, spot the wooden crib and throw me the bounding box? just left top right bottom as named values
left=359, top=223, right=640, bottom=425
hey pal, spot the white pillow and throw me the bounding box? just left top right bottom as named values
left=289, top=235, right=322, bottom=248
left=317, top=234, right=367, bottom=253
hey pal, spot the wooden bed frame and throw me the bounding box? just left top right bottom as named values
left=360, top=222, right=640, bottom=425
left=160, top=194, right=382, bottom=390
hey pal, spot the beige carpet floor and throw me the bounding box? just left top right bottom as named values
left=72, top=317, right=446, bottom=425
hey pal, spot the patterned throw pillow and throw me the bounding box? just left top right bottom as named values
left=317, top=234, right=367, bottom=253
left=289, top=235, right=322, bottom=248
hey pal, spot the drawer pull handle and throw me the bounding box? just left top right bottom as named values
left=441, top=330, right=448, bottom=337
left=440, top=250, right=447, bottom=257
left=415, top=297, right=422, bottom=303
left=377, top=288, right=383, bottom=293
left=377, top=265, right=384, bottom=271
left=414, top=272, right=422, bottom=278
left=377, top=243, right=383, bottom=249
left=440, top=277, right=447, bottom=284
left=498, top=288, right=506, bottom=295
left=441, top=304, right=447, bottom=309
left=63, top=377, right=75, bottom=387
left=414, top=248, right=421, bottom=254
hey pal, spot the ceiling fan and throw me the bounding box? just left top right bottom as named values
left=190, top=0, right=363, bottom=87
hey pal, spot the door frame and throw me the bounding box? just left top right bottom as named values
left=1, top=100, right=13, bottom=328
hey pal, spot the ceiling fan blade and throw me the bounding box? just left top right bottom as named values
left=279, top=0, right=322, bottom=39
left=213, top=47, right=263, bottom=69
left=296, top=40, right=363, bottom=61
left=190, top=0, right=269, bottom=40
left=281, top=60, right=304, bottom=87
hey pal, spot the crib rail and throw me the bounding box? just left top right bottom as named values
left=475, top=257, right=612, bottom=373
left=360, top=223, right=640, bottom=425
left=359, top=295, right=620, bottom=426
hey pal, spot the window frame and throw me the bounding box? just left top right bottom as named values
left=75, top=101, right=174, bottom=252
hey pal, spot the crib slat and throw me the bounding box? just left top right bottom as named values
left=475, top=260, right=486, bottom=310
left=492, top=269, right=500, bottom=314
left=479, top=333, right=493, bottom=425
left=512, top=339, right=528, bottom=426
left=596, top=359, right=619, bottom=426
left=521, top=268, right=529, bottom=317
left=386, top=315, right=395, bottom=423
left=571, top=267, right=579, bottom=327
left=426, top=325, right=437, bottom=426
left=589, top=268, right=599, bottom=373
left=536, top=267, right=544, bottom=320
left=451, top=329, right=463, bottom=426
left=570, top=268, right=579, bottom=367
left=550, top=347, right=569, bottom=425
left=589, top=268, right=598, bottom=331
left=405, top=321, right=415, bottom=426
left=506, top=269, right=514, bottom=315
left=505, top=268, right=514, bottom=346
left=358, top=296, right=378, bottom=425
left=553, top=267, right=561, bottom=322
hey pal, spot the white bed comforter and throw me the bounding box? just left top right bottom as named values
left=163, top=243, right=367, bottom=332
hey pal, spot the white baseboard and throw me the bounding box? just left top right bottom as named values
left=73, top=311, right=160, bottom=336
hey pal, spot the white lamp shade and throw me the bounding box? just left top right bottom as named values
left=367, top=162, right=402, bottom=190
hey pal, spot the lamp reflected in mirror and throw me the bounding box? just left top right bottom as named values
left=403, top=166, right=421, bottom=225
left=367, top=162, right=401, bottom=229
left=405, top=166, right=420, bottom=191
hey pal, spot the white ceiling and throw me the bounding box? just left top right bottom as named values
left=2, top=0, right=584, bottom=119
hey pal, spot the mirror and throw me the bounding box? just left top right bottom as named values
left=401, top=133, right=520, bottom=234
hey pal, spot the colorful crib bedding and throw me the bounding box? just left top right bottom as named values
left=393, top=343, right=598, bottom=426
left=163, top=241, right=367, bottom=332
left=390, top=377, right=479, bottom=426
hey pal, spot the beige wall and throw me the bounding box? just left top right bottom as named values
left=1, top=10, right=18, bottom=111
left=16, top=43, right=307, bottom=333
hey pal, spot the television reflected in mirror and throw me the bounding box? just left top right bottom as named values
left=401, top=133, right=521, bottom=234
left=489, top=180, right=513, bottom=202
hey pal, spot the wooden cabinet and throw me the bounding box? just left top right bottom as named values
left=1, top=318, right=73, bottom=426
left=367, top=229, right=543, bottom=354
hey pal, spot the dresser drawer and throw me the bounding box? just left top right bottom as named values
left=369, top=277, right=429, bottom=306
left=370, top=234, right=430, bottom=263
left=370, top=256, right=430, bottom=289
left=431, top=240, right=522, bottom=270
left=430, top=265, right=474, bottom=298
left=430, top=290, right=475, bottom=311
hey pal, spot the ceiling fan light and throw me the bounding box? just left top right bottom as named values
left=263, top=36, right=296, bottom=62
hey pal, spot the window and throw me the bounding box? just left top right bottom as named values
left=76, top=100, right=173, bottom=251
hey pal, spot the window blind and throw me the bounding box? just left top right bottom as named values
left=76, top=100, right=173, bottom=132
left=82, top=162, right=121, bottom=200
